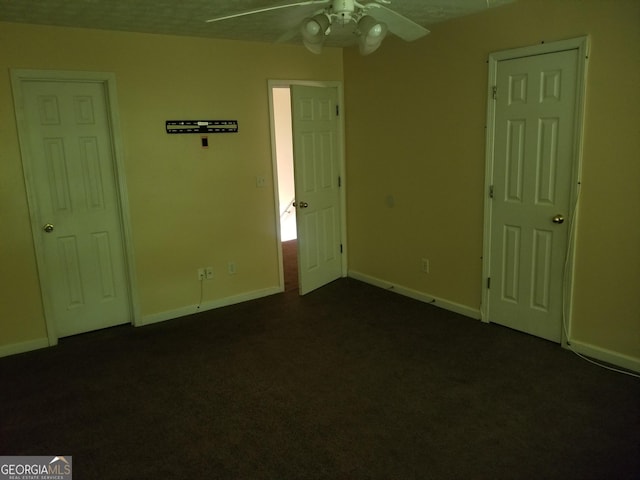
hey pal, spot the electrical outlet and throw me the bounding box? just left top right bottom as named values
left=205, top=266, right=214, bottom=280
left=197, top=268, right=205, bottom=280
left=256, top=176, right=266, bottom=188
left=228, top=261, right=237, bottom=275
left=421, top=258, right=430, bottom=274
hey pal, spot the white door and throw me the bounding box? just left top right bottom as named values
left=486, top=48, right=580, bottom=342
left=17, top=78, right=131, bottom=338
left=290, top=85, right=343, bottom=295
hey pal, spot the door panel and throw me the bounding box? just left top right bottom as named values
left=291, top=85, right=342, bottom=295
left=488, top=49, right=579, bottom=342
left=20, top=79, right=131, bottom=338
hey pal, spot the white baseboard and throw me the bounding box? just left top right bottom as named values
left=348, top=271, right=640, bottom=374
left=138, top=286, right=283, bottom=327
left=567, top=339, right=640, bottom=374
left=0, top=337, right=50, bottom=358
left=348, top=270, right=481, bottom=320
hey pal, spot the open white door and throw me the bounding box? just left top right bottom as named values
left=483, top=39, right=587, bottom=343
left=290, top=85, right=343, bottom=295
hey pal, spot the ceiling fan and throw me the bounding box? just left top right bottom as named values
left=206, top=0, right=430, bottom=55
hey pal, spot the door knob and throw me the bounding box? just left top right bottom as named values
left=43, top=223, right=55, bottom=233
left=552, top=214, right=565, bottom=224
left=298, top=201, right=309, bottom=209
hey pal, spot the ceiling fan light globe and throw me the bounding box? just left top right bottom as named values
left=369, top=24, right=384, bottom=37
left=358, top=15, right=387, bottom=55
left=305, top=20, right=321, bottom=36
left=301, top=13, right=330, bottom=54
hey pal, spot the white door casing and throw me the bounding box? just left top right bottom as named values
left=482, top=38, right=589, bottom=343
left=12, top=70, right=137, bottom=342
left=290, top=84, right=344, bottom=295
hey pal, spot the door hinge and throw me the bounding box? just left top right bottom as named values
left=489, top=185, right=494, bottom=198
left=336, top=104, right=340, bottom=116
left=487, top=277, right=491, bottom=289
left=338, top=175, right=341, bottom=187
left=340, top=244, right=343, bottom=253
left=492, top=86, right=497, bottom=100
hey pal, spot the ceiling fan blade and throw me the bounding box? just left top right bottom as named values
left=276, top=26, right=301, bottom=43
left=365, top=4, right=429, bottom=42
left=206, top=0, right=330, bottom=23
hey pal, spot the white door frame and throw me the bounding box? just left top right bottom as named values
left=480, top=37, right=589, bottom=347
left=267, top=79, right=348, bottom=292
left=11, top=69, right=140, bottom=345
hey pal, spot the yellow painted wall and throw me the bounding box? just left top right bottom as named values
left=344, top=0, right=639, bottom=360
left=0, top=22, right=343, bottom=349
left=2, top=0, right=639, bottom=365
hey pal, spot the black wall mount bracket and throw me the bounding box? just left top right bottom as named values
left=166, top=120, right=238, bottom=134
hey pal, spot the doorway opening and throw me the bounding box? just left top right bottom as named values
left=272, top=86, right=299, bottom=292
left=269, top=80, right=347, bottom=295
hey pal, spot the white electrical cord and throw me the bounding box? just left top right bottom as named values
left=561, top=182, right=640, bottom=379
left=196, top=277, right=204, bottom=310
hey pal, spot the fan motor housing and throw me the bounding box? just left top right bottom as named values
left=331, top=0, right=357, bottom=22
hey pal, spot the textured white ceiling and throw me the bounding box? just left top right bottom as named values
left=0, top=0, right=515, bottom=47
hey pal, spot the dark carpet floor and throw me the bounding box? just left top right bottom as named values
left=0, top=277, right=638, bottom=479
